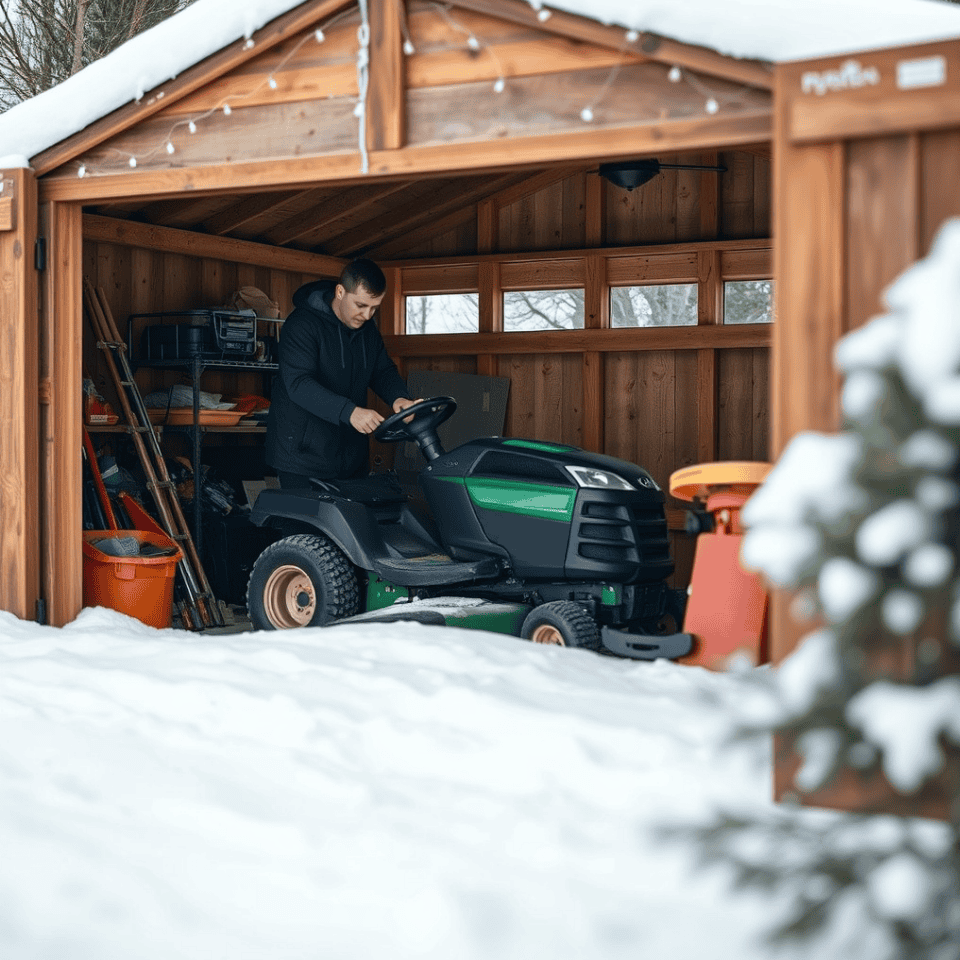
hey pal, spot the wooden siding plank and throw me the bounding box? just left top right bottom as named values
left=385, top=324, right=770, bottom=356
left=0, top=169, right=40, bottom=622
left=31, top=0, right=355, bottom=174
left=42, top=113, right=773, bottom=203
left=605, top=253, right=699, bottom=285
left=83, top=213, right=345, bottom=274
left=720, top=247, right=772, bottom=279
left=845, top=135, right=921, bottom=332
left=500, top=258, right=584, bottom=289
left=400, top=263, right=480, bottom=293
left=451, top=0, right=772, bottom=89
left=920, top=129, right=960, bottom=256
left=582, top=351, right=603, bottom=453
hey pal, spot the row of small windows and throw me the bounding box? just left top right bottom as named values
left=404, top=281, right=773, bottom=335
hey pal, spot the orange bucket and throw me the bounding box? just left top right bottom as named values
left=82, top=530, right=182, bottom=628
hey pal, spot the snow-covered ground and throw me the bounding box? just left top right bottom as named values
left=2, top=604, right=944, bottom=960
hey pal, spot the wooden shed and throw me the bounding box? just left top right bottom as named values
left=0, top=0, right=777, bottom=628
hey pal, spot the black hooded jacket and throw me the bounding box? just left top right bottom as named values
left=265, top=279, right=410, bottom=479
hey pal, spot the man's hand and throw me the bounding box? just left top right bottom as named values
left=349, top=406, right=384, bottom=434
left=393, top=397, right=423, bottom=423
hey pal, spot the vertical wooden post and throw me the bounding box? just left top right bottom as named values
left=0, top=168, right=40, bottom=622
left=366, top=0, right=406, bottom=152
left=583, top=253, right=606, bottom=453
left=39, top=200, right=84, bottom=626
left=477, top=197, right=500, bottom=378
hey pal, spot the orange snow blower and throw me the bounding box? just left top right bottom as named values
left=669, top=461, right=771, bottom=671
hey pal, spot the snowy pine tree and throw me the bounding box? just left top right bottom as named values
left=680, top=221, right=960, bottom=959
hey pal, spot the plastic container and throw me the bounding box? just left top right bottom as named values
left=82, top=530, right=182, bottom=628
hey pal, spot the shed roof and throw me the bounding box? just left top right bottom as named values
left=2, top=0, right=960, bottom=168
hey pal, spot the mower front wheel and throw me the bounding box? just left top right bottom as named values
left=247, top=534, right=360, bottom=630
left=521, top=601, right=601, bottom=651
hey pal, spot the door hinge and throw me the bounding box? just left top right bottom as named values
left=35, top=236, right=47, bottom=271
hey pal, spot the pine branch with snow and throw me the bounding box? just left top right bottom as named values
left=689, top=220, right=960, bottom=959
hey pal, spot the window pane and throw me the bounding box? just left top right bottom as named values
left=724, top=280, right=774, bottom=324
left=610, top=284, right=697, bottom=327
left=503, top=289, right=584, bottom=332
left=405, top=294, right=479, bottom=334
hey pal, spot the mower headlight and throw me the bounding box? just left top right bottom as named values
left=565, top=465, right=634, bottom=490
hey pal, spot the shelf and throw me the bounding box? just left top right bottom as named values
left=86, top=422, right=267, bottom=434
left=135, top=358, right=278, bottom=371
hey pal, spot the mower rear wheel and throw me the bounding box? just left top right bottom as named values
left=521, top=601, right=601, bottom=651
left=247, top=534, right=360, bottom=631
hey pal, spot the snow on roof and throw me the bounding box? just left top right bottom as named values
left=2, top=0, right=960, bottom=166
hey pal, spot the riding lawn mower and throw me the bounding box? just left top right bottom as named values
left=246, top=397, right=693, bottom=661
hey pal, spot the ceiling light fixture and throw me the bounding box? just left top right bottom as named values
left=598, top=159, right=727, bottom=191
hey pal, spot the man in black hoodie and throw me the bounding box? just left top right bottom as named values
left=265, top=259, right=417, bottom=489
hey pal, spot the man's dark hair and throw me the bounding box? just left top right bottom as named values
left=339, top=259, right=386, bottom=296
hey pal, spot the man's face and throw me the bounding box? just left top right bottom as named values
left=334, top=283, right=384, bottom=330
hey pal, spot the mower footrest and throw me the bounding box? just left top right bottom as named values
left=372, top=555, right=501, bottom=587
left=600, top=626, right=694, bottom=661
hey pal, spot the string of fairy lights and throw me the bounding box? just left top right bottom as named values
left=74, top=0, right=761, bottom=178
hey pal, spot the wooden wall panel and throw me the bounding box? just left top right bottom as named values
left=717, top=348, right=770, bottom=462
left=919, top=129, right=960, bottom=257
left=720, top=150, right=772, bottom=238
left=0, top=169, right=40, bottom=622
left=845, top=135, right=920, bottom=332
left=497, top=354, right=582, bottom=445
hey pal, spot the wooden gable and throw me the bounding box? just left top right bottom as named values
left=36, top=0, right=772, bottom=202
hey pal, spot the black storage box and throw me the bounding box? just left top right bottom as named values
left=133, top=310, right=260, bottom=361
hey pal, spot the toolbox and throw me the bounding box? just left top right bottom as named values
left=131, top=310, right=260, bottom=361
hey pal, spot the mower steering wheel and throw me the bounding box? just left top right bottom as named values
left=373, top=396, right=457, bottom=445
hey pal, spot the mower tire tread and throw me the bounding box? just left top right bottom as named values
left=247, top=533, right=360, bottom=630
left=521, top=600, right=601, bottom=650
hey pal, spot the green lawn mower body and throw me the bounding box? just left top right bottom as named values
left=247, top=398, right=693, bottom=660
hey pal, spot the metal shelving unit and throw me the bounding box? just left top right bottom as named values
left=132, top=354, right=278, bottom=555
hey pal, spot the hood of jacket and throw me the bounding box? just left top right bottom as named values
left=293, top=277, right=371, bottom=369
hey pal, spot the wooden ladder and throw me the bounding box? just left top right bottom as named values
left=82, top=280, right=224, bottom=630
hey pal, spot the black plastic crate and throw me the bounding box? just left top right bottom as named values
left=132, top=310, right=259, bottom=361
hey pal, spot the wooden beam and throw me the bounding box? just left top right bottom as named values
left=487, top=165, right=586, bottom=210
left=379, top=236, right=771, bottom=269
left=264, top=182, right=413, bottom=246
left=0, top=169, right=40, bottom=622
left=384, top=323, right=771, bottom=356
left=30, top=0, right=354, bottom=175
left=582, top=351, right=604, bottom=453
left=584, top=172, right=604, bottom=247
left=82, top=213, right=346, bottom=274
left=450, top=0, right=773, bottom=89
left=330, top=172, right=525, bottom=257
left=477, top=198, right=497, bottom=254
left=366, top=205, right=476, bottom=259
left=367, top=0, right=406, bottom=151
left=40, top=199, right=84, bottom=627
left=201, top=189, right=318, bottom=235
left=40, top=112, right=773, bottom=203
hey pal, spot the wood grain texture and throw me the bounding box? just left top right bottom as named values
left=845, top=135, right=920, bottom=331
left=31, top=0, right=354, bottom=174
left=0, top=170, right=40, bottom=621
left=42, top=114, right=773, bottom=203
left=41, top=201, right=84, bottom=626
left=368, top=0, right=406, bottom=151
left=83, top=213, right=345, bottom=274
